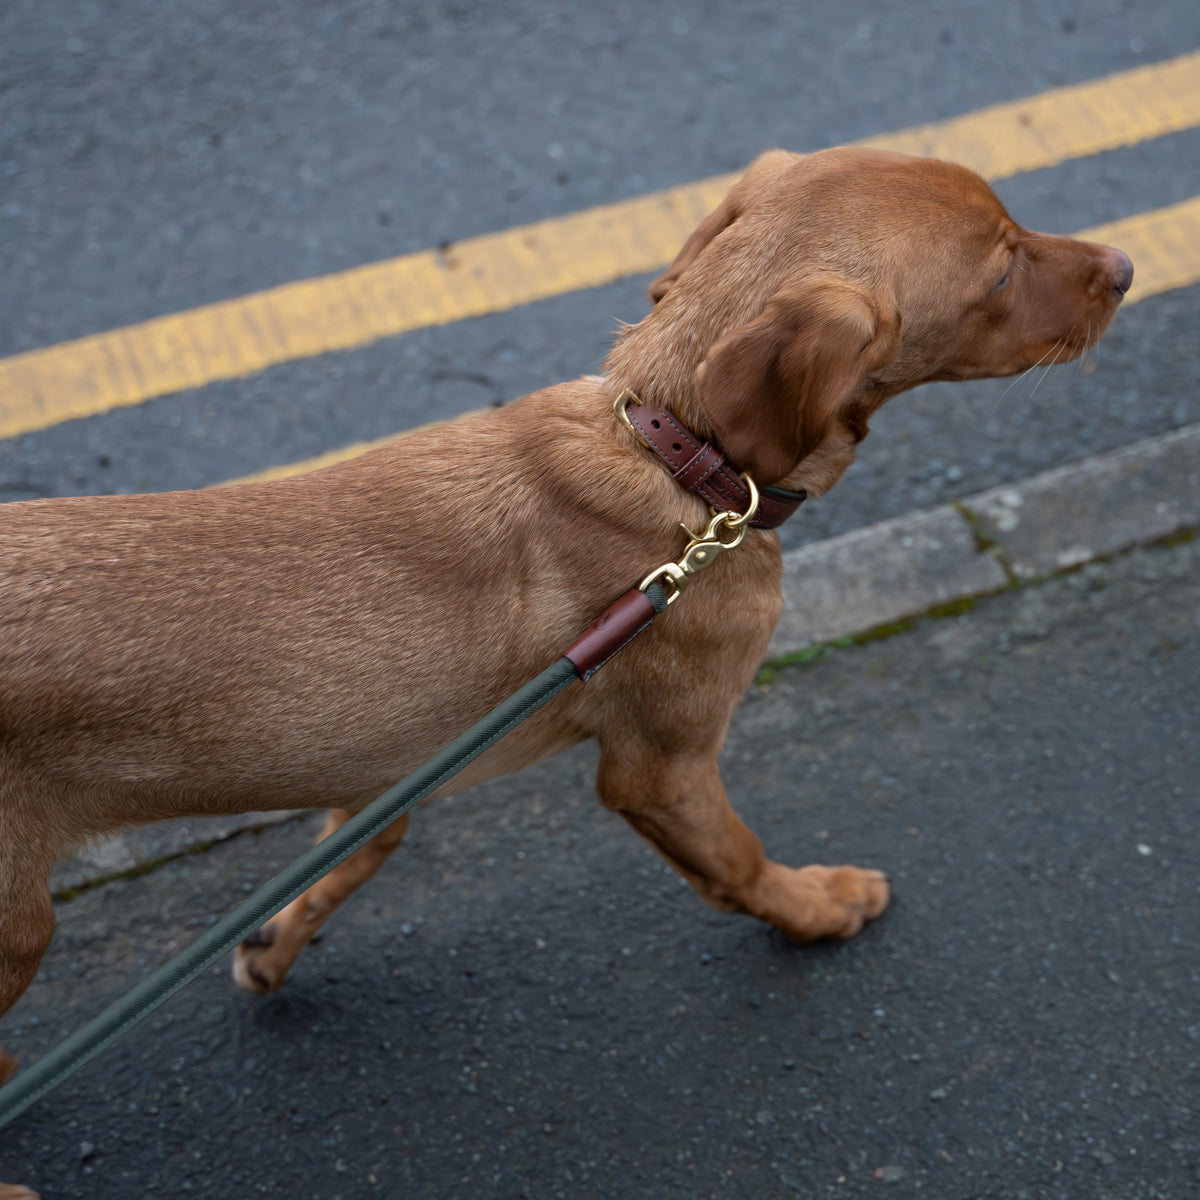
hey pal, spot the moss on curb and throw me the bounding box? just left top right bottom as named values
left=755, top=524, right=1197, bottom=686
left=952, top=500, right=1020, bottom=587
left=52, top=816, right=308, bottom=903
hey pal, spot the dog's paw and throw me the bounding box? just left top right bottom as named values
left=768, top=862, right=891, bottom=942
left=816, top=864, right=891, bottom=932
left=232, top=924, right=287, bottom=995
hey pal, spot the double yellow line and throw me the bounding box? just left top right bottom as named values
left=2, top=51, right=1200, bottom=454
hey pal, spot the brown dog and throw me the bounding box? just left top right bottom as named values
left=0, top=149, right=1130, bottom=1183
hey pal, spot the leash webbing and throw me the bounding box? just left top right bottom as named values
left=0, top=430, right=780, bottom=1138
left=0, top=652, right=588, bottom=1130
left=0, top=571, right=680, bottom=1129
left=0, top=394, right=777, bottom=1134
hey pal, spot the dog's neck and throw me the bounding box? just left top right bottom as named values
left=602, top=300, right=725, bottom=440
left=602, top=304, right=866, bottom=502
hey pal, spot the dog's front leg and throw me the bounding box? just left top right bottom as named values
left=597, top=742, right=889, bottom=941
left=232, top=810, right=409, bottom=995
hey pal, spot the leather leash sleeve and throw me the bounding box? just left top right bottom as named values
left=563, top=586, right=664, bottom=681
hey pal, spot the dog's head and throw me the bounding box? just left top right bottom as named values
left=607, top=148, right=1132, bottom=489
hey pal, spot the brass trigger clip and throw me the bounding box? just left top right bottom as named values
left=639, top=473, right=761, bottom=606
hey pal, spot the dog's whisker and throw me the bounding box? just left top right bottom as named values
left=990, top=339, right=1062, bottom=415
left=1028, top=339, right=1069, bottom=400
left=1074, top=322, right=1093, bottom=375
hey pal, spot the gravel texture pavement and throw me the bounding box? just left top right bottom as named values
left=3, top=6, right=1200, bottom=1197
left=4, top=532, right=1198, bottom=1199
left=2, top=2, right=1198, bottom=561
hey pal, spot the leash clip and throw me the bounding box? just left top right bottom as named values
left=639, top=476, right=761, bottom=606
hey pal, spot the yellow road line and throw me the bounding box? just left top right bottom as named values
left=3, top=50, right=1200, bottom=443
left=875, top=51, right=1200, bottom=179
left=224, top=193, right=1200, bottom=486
left=1078, top=195, right=1200, bottom=301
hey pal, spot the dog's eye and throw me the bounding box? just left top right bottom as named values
left=993, top=254, right=1019, bottom=293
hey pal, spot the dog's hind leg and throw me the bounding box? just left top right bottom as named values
left=597, top=740, right=890, bottom=942
left=0, top=802, right=57, bottom=1087
left=232, top=808, right=410, bottom=995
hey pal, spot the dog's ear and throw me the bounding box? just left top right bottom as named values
left=647, top=200, right=739, bottom=304
left=695, top=277, right=896, bottom=484
left=648, top=150, right=798, bottom=304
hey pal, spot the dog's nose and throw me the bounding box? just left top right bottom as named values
left=1107, top=247, right=1134, bottom=297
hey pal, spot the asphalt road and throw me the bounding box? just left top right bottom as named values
left=2, top=3, right=1200, bottom=555
left=3, top=534, right=1198, bottom=1199
left=3, top=4, right=1200, bottom=1198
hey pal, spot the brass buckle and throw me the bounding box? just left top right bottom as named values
left=613, top=390, right=647, bottom=446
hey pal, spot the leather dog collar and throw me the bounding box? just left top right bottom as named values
left=615, top=392, right=806, bottom=530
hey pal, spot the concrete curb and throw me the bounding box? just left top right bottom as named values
left=770, top=421, right=1199, bottom=659
left=50, top=810, right=302, bottom=895
left=52, top=422, right=1200, bottom=895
